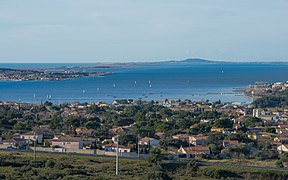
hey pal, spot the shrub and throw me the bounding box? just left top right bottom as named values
left=186, top=159, right=199, bottom=172
left=275, top=160, right=284, bottom=168
left=143, top=170, right=171, bottom=180
left=45, top=159, right=56, bottom=168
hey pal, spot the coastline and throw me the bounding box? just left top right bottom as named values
left=0, top=67, right=113, bottom=81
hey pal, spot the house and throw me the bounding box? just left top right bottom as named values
left=200, top=119, right=213, bottom=123
left=189, top=135, right=208, bottom=145
left=3, top=138, right=28, bottom=149
left=178, top=145, right=210, bottom=156
left=51, top=135, right=83, bottom=151
left=172, top=134, right=189, bottom=142
left=247, top=132, right=260, bottom=140
left=39, top=125, right=50, bottom=131
left=274, top=137, right=288, bottom=144
left=278, top=124, right=288, bottom=130
left=249, top=126, right=265, bottom=133
left=277, top=144, right=288, bottom=153
left=222, top=140, right=239, bottom=147
left=139, top=137, right=159, bottom=147
left=12, top=133, right=20, bottom=138
left=110, top=127, right=127, bottom=134
left=75, top=127, right=95, bottom=136
left=233, top=124, right=242, bottom=131
left=276, top=129, right=288, bottom=135
left=233, top=116, right=246, bottom=124
left=155, top=132, right=165, bottom=139
left=102, top=144, right=131, bottom=153
left=20, top=131, right=43, bottom=144
left=211, top=128, right=225, bottom=133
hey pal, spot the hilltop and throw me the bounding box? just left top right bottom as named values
left=176, top=58, right=216, bottom=64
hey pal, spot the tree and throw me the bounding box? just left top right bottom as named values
left=159, top=108, right=172, bottom=118
left=85, top=121, right=100, bottom=129
left=214, top=118, right=233, bottom=128
left=176, top=119, right=193, bottom=130
left=228, top=143, right=252, bottom=158
left=189, top=123, right=211, bottom=135
left=119, top=134, right=137, bottom=146
left=264, top=127, right=276, bottom=133
left=253, top=95, right=288, bottom=108
left=207, top=133, right=224, bottom=155
left=114, top=118, right=134, bottom=127
left=257, top=137, right=272, bottom=150
left=44, top=101, right=53, bottom=106
left=154, top=122, right=172, bottom=132
left=148, top=154, right=162, bottom=167
left=245, top=117, right=263, bottom=127
left=159, top=138, right=188, bottom=149
left=227, top=132, right=251, bottom=143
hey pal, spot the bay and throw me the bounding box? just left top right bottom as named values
left=0, top=63, right=287, bottom=104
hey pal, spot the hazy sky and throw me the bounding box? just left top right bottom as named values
left=0, top=0, right=287, bottom=63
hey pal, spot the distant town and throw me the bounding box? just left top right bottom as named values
left=0, top=79, right=287, bottom=158
left=0, top=79, right=288, bottom=178
left=245, top=81, right=288, bottom=97
left=0, top=68, right=112, bottom=81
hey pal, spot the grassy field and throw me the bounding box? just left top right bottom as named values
left=198, top=158, right=277, bottom=167
left=0, top=151, right=288, bottom=179
left=0, top=151, right=155, bottom=179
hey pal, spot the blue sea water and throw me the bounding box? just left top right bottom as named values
left=0, top=63, right=287, bottom=104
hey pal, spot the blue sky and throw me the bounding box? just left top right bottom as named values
left=0, top=0, right=287, bottom=63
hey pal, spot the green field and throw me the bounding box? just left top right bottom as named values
left=0, top=151, right=288, bottom=179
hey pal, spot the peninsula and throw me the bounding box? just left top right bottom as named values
left=0, top=68, right=112, bottom=81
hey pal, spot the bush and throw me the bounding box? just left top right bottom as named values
left=143, top=170, right=171, bottom=180
left=147, top=154, right=162, bottom=166
left=186, top=159, right=199, bottom=172
left=29, top=160, right=45, bottom=168
left=45, top=159, right=56, bottom=168
left=275, top=160, right=284, bottom=168
left=19, top=165, right=32, bottom=173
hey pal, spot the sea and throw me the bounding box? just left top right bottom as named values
left=0, top=63, right=288, bottom=104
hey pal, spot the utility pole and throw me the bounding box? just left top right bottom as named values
left=147, top=132, right=150, bottom=152
left=116, top=135, right=119, bottom=176
left=34, top=132, right=37, bottom=160
left=137, top=134, right=140, bottom=158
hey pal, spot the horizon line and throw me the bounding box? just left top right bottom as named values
left=0, top=58, right=288, bottom=64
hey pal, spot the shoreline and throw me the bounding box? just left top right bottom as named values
left=0, top=68, right=113, bottom=81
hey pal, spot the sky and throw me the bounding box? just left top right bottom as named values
left=0, top=0, right=287, bottom=63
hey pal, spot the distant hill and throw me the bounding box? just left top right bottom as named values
left=179, top=58, right=215, bottom=64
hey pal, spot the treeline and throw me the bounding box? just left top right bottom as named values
left=253, top=95, right=288, bottom=108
